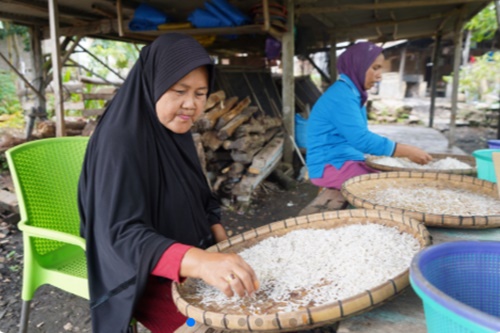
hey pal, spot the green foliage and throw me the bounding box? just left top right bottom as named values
left=464, top=2, right=498, bottom=42
left=0, top=71, right=22, bottom=115
left=0, top=20, right=31, bottom=51
left=444, top=51, right=500, bottom=103
left=87, top=39, right=141, bottom=79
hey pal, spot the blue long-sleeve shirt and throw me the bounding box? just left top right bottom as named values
left=306, top=74, right=396, bottom=179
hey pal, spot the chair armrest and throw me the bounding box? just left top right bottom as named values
left=18, top=222, right=86, bottom=251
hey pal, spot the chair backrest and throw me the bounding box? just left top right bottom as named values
left=6, top=137, right=89, bottom=256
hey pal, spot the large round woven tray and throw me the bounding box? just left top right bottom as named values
left=172, top=209, right=431, bottom=332
left=341, top=172, right=500, bottom=229
left=365, top=153, right=476, bottom=175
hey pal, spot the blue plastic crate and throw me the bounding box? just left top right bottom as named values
left=410, top=241, right=500, bottom=333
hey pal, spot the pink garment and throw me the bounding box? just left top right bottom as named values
left=310, top=161, right=379, bottom=189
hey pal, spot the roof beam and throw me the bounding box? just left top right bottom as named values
left=296, top=0, right=488, bottom=15
left=331, top=9, right=458, bottom=33
left=0, top=0, right=94, bottom=22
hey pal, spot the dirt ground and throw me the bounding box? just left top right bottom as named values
left=0, top=124, right=496, bottom=333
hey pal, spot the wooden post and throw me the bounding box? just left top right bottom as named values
left=30, top=26, right=46, bottom=109
left=329, top=34, right=337, bottom=82
left=429, top=32, right=442, bottom=128
left=448, top=10, right=466, bottom=149
left=282, top=0, right=295, bottom=164
left=48, top=0, right=66, bottom=137
left=398, top=45, right=407, bottom=98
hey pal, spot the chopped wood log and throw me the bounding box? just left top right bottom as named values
left=222, top=134, right=265, bottom=151
left=215, top=96, right=251, bottom=130
left=269, top=168, right=296, bottom=190
left=205, top=90, right=226, bottom=111
left=221, top=162, right=245, bottom=178
left=232, top=116, right=281, bottom=138
left=234, top=118, right=266, bottom=137
left=262, top=128, right=281, bottom=142
left=201, top=131, right=223, bottom=151
left=230, top=146, right=262, bottom=164
left=196, top=96, right=238, bottom=131
left=248, top=136, right=284, bottom=174
left=37, top=120, right=56, bottom=138
left=64, top=118, right=87, bottom=130
left=259, top=116, right=282, bottom=130
left=217, top=106, right=258, bottom=140
left=232, top=150, right=282, bottom=201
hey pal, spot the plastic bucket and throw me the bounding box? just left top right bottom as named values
left=487, top=140, right=500, bottom=149
left=410, top=241, right=500, bottom=333
left=472, top=149, right=500, bottom=183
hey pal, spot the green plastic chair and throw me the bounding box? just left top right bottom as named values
left=6, top=137, right=90, bottom=333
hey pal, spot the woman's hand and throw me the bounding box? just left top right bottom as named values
left=180, top=248, right=259, bottom=298
left=211, top=223, right=228, bottom=243
left=393, top=143, right=433, bottom=165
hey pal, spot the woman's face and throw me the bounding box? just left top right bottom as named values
left=155, top=66, right=209, bottom=134
left=364, top=53, right=384, bottom=90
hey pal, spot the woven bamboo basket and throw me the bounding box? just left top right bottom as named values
left=172, top=209, right=431, bottom=332
left=365, top=153, right=476, bottom=175
left=341, top=172, right=500, bottom=229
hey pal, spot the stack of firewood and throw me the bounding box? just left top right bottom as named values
left=193, top=90, right=284, bottom=204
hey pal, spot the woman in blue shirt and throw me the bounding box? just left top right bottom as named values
left=306, top=42, right=432, bottom=190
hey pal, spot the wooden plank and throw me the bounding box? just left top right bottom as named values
left=83, top=108, right=106, bottom=117
left=296, top=0, right=487, bottom=14
left=63, top=101, right=85, bottom=110
left=249, top=136, right=284, bottom=170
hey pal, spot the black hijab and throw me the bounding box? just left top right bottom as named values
left=78, top=33, right=219, bottom=333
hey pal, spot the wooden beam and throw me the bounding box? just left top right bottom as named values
left=448, top=7, right=467, bottom=149
left=282, top=0, right=295, bottom=164
left=331, top=10, right=456, bottom=33
left=0, top=0, right=90, bottom=23
left=48, top=0, right=66, bottom=137
left=429, top=32, right=442, bottom=128
left=296, top=0, right=489, bottom=14
left=42, top=19, right=122, bottom=39
left=0, top=51, right=45, bottom=101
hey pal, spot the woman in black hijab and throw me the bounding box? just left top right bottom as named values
left=78, top=33, right=259, bottom=333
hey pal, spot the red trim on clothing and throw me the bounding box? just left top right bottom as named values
left=151, top=243, right=192, bottom=282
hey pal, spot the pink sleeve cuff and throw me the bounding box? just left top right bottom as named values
left=151, top=243, right=192, bottom=282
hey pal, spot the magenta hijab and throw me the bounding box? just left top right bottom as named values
left=337, top=42, right=383, bottom=106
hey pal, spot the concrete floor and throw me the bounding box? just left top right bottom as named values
left=369, top=124, right=465, bottom=155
